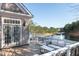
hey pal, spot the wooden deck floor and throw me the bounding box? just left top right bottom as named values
left=0, top=40, right=41, bottom=56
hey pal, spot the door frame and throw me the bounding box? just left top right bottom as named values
left=1, top=17, right=22, bottom=48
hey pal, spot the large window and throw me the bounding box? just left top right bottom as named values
left=3, top=18, right=21, bottom=45
left=3, top=25, right=21, bottom=44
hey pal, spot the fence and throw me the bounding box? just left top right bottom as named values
left=40, top=42, right=79, bottom=56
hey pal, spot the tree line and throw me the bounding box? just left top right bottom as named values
left=29, top=20, right=58, bottom=35
left=64, top=20, right=79, bottom=33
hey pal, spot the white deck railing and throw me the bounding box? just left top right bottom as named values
left=39, top=42, right=79, bottom=56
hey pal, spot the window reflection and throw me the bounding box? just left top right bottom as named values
left=13, top=25, right=20, bottom=42
left=3, top=25, right=11, bottom=44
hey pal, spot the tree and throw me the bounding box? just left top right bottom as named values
left=64, top=20, right=79, bottom=33
left=64, top=24, right=71, bottom=32
left=29, top=20, right=59, bottom=35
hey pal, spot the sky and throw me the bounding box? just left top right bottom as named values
left=24, top=3, right=79, bottom=28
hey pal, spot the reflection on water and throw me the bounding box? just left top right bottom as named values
left=52, top=32, right=79, bottom=42
left=65, top=33, right=79, bottom=42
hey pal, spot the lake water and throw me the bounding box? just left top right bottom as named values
left=45, top=34, right=77, bottom=47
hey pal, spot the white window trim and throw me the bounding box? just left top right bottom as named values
left=2, top=17, right=22, bottom=25
left=1, top=17, right=22, bottom=48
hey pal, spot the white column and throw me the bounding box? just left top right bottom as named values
left=20, top=20, right=22, bottom=45
left=27, top=20, right=31, bottom=44
left=1, top=17, right=4, bottom=48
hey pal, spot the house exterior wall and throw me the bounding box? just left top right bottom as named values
left=19, top=19, right=30, bottom=45
left=0, top=16, right=31, bottom=48
left=0, top=3, right=32, bottom=48
left=22, top=26, right=29, bottom=45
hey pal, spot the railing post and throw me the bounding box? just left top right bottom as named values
left=67, top=46, right=71, bottom=56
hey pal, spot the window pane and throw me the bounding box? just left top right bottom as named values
left=16, top=21, right=20, bottom=24
left=4, top=19, right=7, bottom=23
left=4, top=19, right=20, bottom=24
left=13, top=25, right=20, bottom=42
left=3, top=25, right=11, bottom=44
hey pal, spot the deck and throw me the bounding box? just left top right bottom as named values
left=0, top=40, right=41, bottom=56
left=0, top=37, right=79, bottom=56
